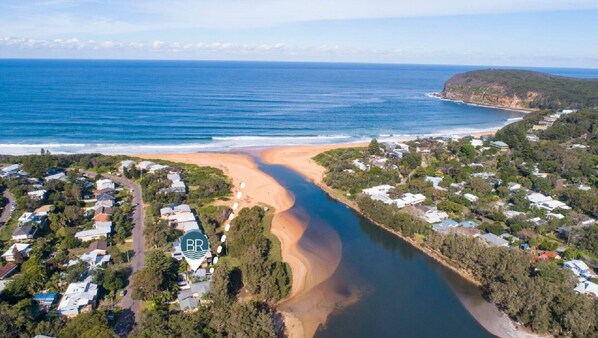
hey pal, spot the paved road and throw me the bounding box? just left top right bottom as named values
left=105, top=174, right=145, bottom=330
left=83, top=171, right=145, bottom=335
left=0, top=190, right=15, bottom=226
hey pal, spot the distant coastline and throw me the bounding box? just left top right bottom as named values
left=426, top=92, right=535, bottom=114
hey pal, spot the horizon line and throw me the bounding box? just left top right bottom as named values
left=1, top=57, right=598, bottom=71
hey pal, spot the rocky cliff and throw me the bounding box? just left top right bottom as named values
left=441, top=69, right=598, bottom=110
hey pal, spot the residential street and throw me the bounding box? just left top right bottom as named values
left=83, top=172, right=145, bottom=336
left=0, top=190, right=15, bottom=226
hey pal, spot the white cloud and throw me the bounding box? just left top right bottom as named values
left=1, top=0, right=597, bottom=37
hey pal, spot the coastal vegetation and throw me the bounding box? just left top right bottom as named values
left=313, top=108, right=598, bottom=337
left=0, top=152, right=290, bottom=337
left=442, top=69, right=598, bottom=110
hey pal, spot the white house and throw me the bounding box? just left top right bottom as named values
left=119, top=160, right=135, bottom=173
left=527, top=193, right=552, bottom=204
left=507, top=183, right=522, bottom=192
left=401, top=193, right=426, bottom=205
left=574, top=281, right=598, bottom=298
left=44, top=172, right=66, bottom=182
left=564, top=260, right=591, bottom=279
left=362, top=185, right=394, bottom=196
left=75, top=222, right=112, bottom=242
left=352, top=159, right=368, bottom=171
left=470, top=139, right=484, bottom=148
left=57, top=281, right=98, bottom=317
left=539, top=200, right=571, bottom=212
left=136, top=161, right=156, bottom=171
left=2, top=243, right=31, bottom=261
left=421, top=208, right=449, bottom=224
left=27, top=190, right=47, bottom=200
left=96, top=179, right=115, bottom=191
left=0, top=164, right=20, bottom=178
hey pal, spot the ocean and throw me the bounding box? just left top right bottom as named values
left=1, top=59, right=596, bottom=154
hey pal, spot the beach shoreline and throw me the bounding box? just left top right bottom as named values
left=261, top=138, right=546, bottom=338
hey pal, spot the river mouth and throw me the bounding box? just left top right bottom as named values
left=253, top=155, right=494, bottom=338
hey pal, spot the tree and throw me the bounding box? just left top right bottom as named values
left=367, top=139, right=382, bottom=156
left=459, top=143, right=476, bottom=161
left=58, top=311, right=115, bottom=338
left=131, top=268, right=163, bottom=301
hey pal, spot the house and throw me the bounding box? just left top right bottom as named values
left=34, top=205, right=53, bottom=217
left=72, top=251, right=111, bottom=268
left=419, top=206, right=449, bottom=224
left=401, top=193, right=426, bottom=205
left=0, top=164, right=20, bottom=178
left=136, top=161, right=156, bottom=171
left=362, top=185, right=394, bottom=196
left=88, top=240, right=108, bottom=255
left=432, top=219, right=460, bottom=232
left=178, top=281, right=211, bottom=311
left=527, top=193, right=552, bottom=205
left=578, top=185, right=592, bottom=191
left=95, top=192, right=115, bottom=202
left=539, top=200, right=571, bottom=212
left=57, top=281, right=98, bottom=317
left=564, top=260, right=591, bottom=279
left=574, top=281, right=598, bottom=298
left=172, top=242, right=183, bottom=261
left=148, top=164, right=169, bottom=173
left=460, top=221, right=477, bottom=228
left=44, top=172, right=66, bottom=182
left=75, top=222, right=112, bottom=242
left=27, top=189, right=47, bottom=200
left=352, top=159, right=368, bottom=171
left=507, top=182, right=521, bottom=192
left=0, top=262, right=18, bottom=279
left=464, top=193, right=479, bottom=203
left=33, top=292, right=58, bottom=309
left=370, top=157, right=388, bottom=168
left=490, top=141, right=509, bottom=152
left=470, top=139, right=484, bottom=148
left=415, top=147, right=430, bottom=154
left=119, top=160, right=135, bottom=173
left=2, top=243, right=31, bottom=261
left=18, top=212, right=47, bottom=227
left=96, top=179, right=115, bottom=191
left=12, top=225, right=37, bottom=241
left=94, top=207, right=112, bottom=222
left=480, top=233, right=509, bottom=247
left=94, top=200, right=114, bottom=209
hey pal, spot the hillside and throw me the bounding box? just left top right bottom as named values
left=441, top=69, right=598, bottom=110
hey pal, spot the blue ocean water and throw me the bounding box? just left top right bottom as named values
left=0, top=59, right=596, bottom=154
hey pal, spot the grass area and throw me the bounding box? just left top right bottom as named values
left=261, top=209, right=281, bottom=262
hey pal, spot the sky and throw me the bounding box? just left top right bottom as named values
left=1, top=0, right=598, bottom=68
